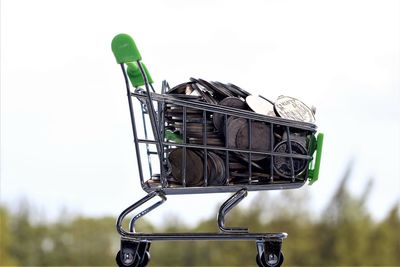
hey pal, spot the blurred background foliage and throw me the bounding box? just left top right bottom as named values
left=1, top=165, right=399, bottom=266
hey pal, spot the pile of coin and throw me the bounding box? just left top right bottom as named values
left=167, top=148, right=226, bottom=186
left=163, top=78, right=316, bottom=187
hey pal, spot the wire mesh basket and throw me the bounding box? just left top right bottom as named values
left=130, top=85, right=321, bottom=195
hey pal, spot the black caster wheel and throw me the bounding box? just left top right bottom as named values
left=137, top=251, right=150, bottom=267
left=116, top=241, right=151, bottom=267
left=116, top=249, right=140, bottom=267
left=256, top=252, right=284, bottom=267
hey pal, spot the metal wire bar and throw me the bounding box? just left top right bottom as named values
left=217, top=188, right=249, bottom=233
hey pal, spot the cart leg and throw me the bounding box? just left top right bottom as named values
left=256, top=240, right=284, bottom=267
left=116, top=191, right=166, bottom=236
left=115, top=192, right=164, bottom=266
left=217, top=188, right=249, bottom=233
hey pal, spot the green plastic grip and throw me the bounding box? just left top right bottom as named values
left=111, top=33, right=142, bottom=63
left=126, top=62, right=153, bottom=87
left=308, top=133, right=324, bottom=185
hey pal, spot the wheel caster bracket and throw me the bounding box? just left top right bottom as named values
left=116, top=239, right=151, bottom=267
left=256, top=240, right=284, bottom=267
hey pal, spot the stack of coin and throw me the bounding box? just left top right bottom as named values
left=168, top=148, right=226, bottom=186
left=163, top=79, right=315, bottom=186
left=165, top=81, right=224, bottom=146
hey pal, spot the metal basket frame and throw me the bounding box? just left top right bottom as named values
left=121, top=64, right=318, bottom=195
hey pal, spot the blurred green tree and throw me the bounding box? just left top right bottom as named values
left=1, top=163, right=400, bottom=266
left=0, top=206, right=20, bottom=266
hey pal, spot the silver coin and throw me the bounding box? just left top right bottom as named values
left=246, top=95, right=276, bottom=117
left=274, top=96, right=315, bottom=123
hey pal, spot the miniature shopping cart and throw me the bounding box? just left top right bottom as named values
left=111, top=34, right=323, bottom=267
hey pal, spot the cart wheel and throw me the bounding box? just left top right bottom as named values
left=256, top=252, right=284, bottom=267
left=137, top=251, right=150, bottom=267
left=116, top=249, right=140, bottom=267
left=116, top=241, right=151, bottom=267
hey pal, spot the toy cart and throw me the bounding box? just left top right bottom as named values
left=111, top=34, right=323, bottom=267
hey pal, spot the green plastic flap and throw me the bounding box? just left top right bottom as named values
left=111, top=33, right=142, bottom=63
left=165, top=130, right=183, bottom=143
left=126, top=62, right=153, bottom=87
left=308, top=133, right=324, bottom=185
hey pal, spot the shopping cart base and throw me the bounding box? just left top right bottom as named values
left=116, top=189, right=287, bottom=266
left=116, top=237, right=285, bottom=267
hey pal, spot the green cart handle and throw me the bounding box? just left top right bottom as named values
left=126, top=62, right=153, bottom=87
left=308, top=133, right=324, bottom=185
left=111, top=34, right=153, bottom=88
left=111, top=33, right=142, bottom=63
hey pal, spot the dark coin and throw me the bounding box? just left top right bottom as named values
left=189, top=82, right=217, bottom=104
left=165, top=115, right=204, bottom=123
left=273, top=140, right=308, bottom=178
left=198, top=78, right=228, bottom=97
left=229, top=162, right=247, bottom=170
left=226, top=117, right=247, bottom=149
left=211, top=81, right=245, bottom=98
left=188, top=137, right=224, bottom=146
left=165, top=106, right=204, bottom=114
left=230, top=152, right=266, bottom=171
left=226, top=83, right=251, bottom=97
left=281, top=131, right=308, bottom=148
left=236, top=121, right=272, bottom=160
left=210, top=81, right=237, bottom=97
left=168, top=148, right=204, bottom=186
left=167, top=94, right=203, bottom=101
left=274, top=95, right=315, bottom=123
left=195, top=78, right=226, bottom=101
left=199, top=79, right=234, bottom=98
left=207, top=151, right=226, bottom=186
left=212, top=97, right=248, bottom=133
left=172, top=122, right=214, bottom=131
left=186, top=131, right=221, bottom=138
left=229, top=172, right=254, bottom=184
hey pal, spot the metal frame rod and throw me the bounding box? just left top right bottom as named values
left=218, top=188, right=249, bottom=233
left=121, top=232, right=287, bottom=242
left=121, top=64, right=144, bottom=183
left=116, top=191, right=166, bottom=237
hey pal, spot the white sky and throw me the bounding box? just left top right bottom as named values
left=1, top=0, right=399, bottom=226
